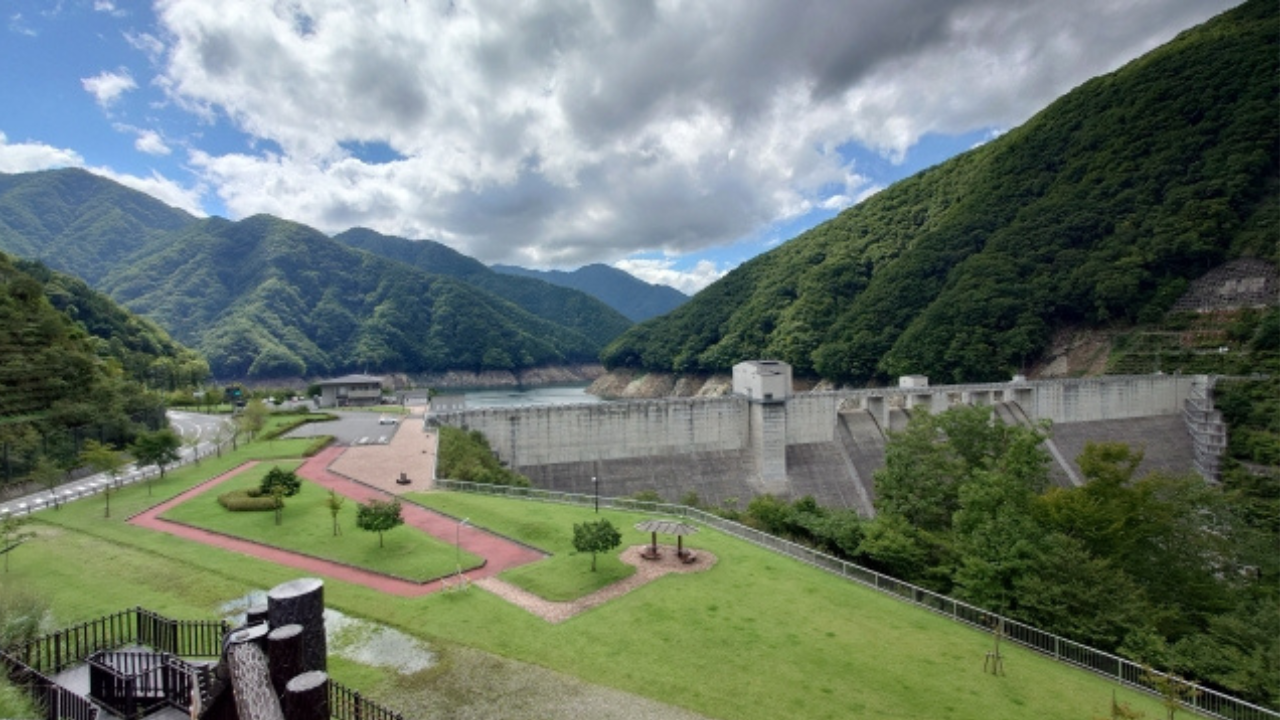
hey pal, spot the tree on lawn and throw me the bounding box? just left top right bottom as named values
left=130, top=429, right=182, bottom=494
left=325, top=490, right=345, bottom=536
left=182, top=430, right=202, bottom=466
left=572, top=518, right=621, bottom=571
left=259, top=467, right=302, bottom=498
left=356, top=499, right=404, bottom=548
left=80, top=440, right=127, bottom=518
left=27, top=457, right=65, bottom=510
left=237, top=399, right=269, bottom=441
left=0, top=513, right=35, bottom=573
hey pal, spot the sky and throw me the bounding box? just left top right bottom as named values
left=0, top=0, right=1239, bottom=294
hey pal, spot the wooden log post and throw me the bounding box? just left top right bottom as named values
left=267, top=624, right=304, bottom=699
left=227, top=638, right=284, bottom=720
left=246, top=603, right=270, bottom=627
left=282, top=671, right=328, bottom=720
left=266, top=579, right=326, bottom=674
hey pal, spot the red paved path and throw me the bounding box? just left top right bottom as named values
left=128, top=446, right=545, bottom=597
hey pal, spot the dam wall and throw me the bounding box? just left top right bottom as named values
left=429, top=373, right=1202, bottom=509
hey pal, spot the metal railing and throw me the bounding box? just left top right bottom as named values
left=330, top=680, right=405, bottom=720
left=0, top=649, right=99, bottom=720
left=5, top=607, right=227, bottom=676
left=434, top=478, right=1280, bottom=720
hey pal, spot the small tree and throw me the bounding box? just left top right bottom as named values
left=259, top=467, right=302, bottom=498
left=325, top=490, right=346, bottom=536
left=131, top=429, right=182, bottom=494
left=356, top=499, right=404, bottom=548
left=572, top=518, right=621, bottom=571
left=238, top=399, right=269, bottom=441
left=182, top=430, right=202, bottom=466
left=27, top=457, right=65, bottom=511
left=0, top=514, right=36, bottom=573
left=80, top=440, right=127, bottom=518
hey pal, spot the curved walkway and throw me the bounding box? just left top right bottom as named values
left=128, top=446, right=545, bottom=597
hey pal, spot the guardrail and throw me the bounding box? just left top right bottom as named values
left=330, top=680, right=405, bottom=720
left=0, top=649, right=99, bottom=720
left=435, top=478, right=1280, bottom=720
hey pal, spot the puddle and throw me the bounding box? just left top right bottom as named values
left=219, top=591, right=435, bottom=675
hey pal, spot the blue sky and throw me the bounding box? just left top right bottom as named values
left=0, top=0, right=1237, bottom=294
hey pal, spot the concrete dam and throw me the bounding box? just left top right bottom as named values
left=428, top=363, right=1220, bottom=515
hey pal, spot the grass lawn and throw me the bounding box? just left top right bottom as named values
left=13, top=437, right=1206, bottom=720
left=404, top=492, right=635, bottom=601
left=159, top=464, right=482, bottom=582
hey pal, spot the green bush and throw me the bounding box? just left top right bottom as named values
left=259, top=467, right=301, bottom=497
left=437, top=426, right=531, bottom=487
left=217, top=489, right=279, bottom=512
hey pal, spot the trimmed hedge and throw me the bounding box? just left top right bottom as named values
left=217, top=488, right=278, bottom=512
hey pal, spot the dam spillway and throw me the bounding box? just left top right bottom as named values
left=428, top=367, right=1211, bottom=514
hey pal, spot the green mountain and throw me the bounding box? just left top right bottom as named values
left=0, top=168, right=197, bottom=285
left=602, top=0, right=1279, bottom=384
left=491, top=263, right=688, bottom=323
left=0, top=171, right=627, bottom=380
left=334, top=228, right=632, bottom=347
left=96, top=215, right=601, bottom=378
left=1, top=249, right=185, bottom=473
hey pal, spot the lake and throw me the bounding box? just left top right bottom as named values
left=461, top=384, right=605, bottom=408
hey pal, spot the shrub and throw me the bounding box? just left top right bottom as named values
left=259, top=467, right=301, bottom=498
left=218, top=489, right=279, bottom=512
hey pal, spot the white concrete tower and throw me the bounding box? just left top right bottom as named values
left=733, top=360, right=792, bottom=495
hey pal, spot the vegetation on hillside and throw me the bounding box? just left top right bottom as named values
left=436, top=425, right=530, bottom=487
left=96, top=215, right=604, bottom=378
left=336, top=228, right=633, bottom=347
left=0, top=251, right=174, bottom=484
left=602, top=0, right=1278, bottom=385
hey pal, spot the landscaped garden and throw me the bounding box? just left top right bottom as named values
left=3, top=430, right=1202, bottom=720
left=160, top=463, right=483, bottom=582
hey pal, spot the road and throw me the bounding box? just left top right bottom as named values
left=0, top=411, right=233, bottom=518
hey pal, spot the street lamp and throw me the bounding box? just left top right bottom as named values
left=455, top=517, right=469, bottom=572
left=592, top=476, right=599, bottom=514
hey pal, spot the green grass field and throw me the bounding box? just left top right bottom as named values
left=160, top=465, right=483, bottom=582
left=404, top=492, right=636, bottom=601
left=7, top=434, right=1202, bottom=720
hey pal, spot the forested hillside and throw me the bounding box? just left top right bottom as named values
left=492, top=263, right=688, bottom=323
left=0, top=171, right=628, bottom=380
left=335, top=228, right=632, bottom=347
left=97, top=215, right=602, bottom=378
left=0, top=168, right=196, bottom=284
left=0, top=250, right=178, bottom=481
left=602, top=0, right=1278, bottom=385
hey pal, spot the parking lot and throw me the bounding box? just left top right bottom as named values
left=283, top=411, right=407, bottom=446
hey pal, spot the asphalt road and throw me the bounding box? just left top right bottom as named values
left=0, top=411, right=233, bottom=518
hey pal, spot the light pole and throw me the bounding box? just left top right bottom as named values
left=592, top=476, right=599, bottom=513
left=455, top=517, right=469, bottom=572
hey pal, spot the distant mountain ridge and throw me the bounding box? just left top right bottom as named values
left=602, top=0, right=1279, bottom=385
left=333, top=228, right=632, bottom=347
left=491, top=263, right=688, bottom=323
left=0, top=169, right=628, bottom=380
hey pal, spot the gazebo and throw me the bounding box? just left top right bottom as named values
left=634, top=519, right=699, bottom=562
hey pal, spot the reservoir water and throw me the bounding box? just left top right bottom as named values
left=461, top=384, right=604, bottom=408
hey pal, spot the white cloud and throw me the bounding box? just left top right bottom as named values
left=0, top=131, right=83, bottom=172
left=133, top=129, right=171, bottom=155
left=90, top=167, right=206, bottom=216
left=125, top=31, right=165, bottom=62
left=0, top=131, right=203, bottom=216
left=81, top=69, right=137, bottom=107
left=93, top=1, right=126, bottom=17
left=615, top=257, right=731, bottom=296
left=149, top=0, right=1235, bottom=268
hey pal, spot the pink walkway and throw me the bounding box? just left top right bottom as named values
left=128, top=446, right=545, bottom=597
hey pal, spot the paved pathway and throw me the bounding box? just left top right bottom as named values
left=128, top=446, right=545, bottom=597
